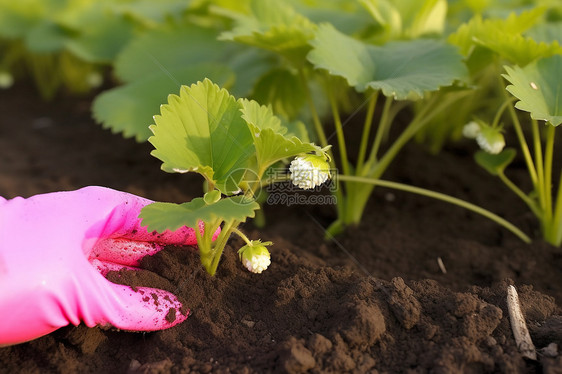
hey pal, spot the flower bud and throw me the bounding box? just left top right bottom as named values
left=462, top=121, right=481, bottom=139
left=289, top=155, right=331, bottom=190
left=476, top=126, right=505, bottom=154
left=0, top=71, right=14, bottom=89
left=87, top=72, right=103, bottom=88
left=238, top=241, right=272, bottom=274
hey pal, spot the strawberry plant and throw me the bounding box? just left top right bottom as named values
left=90, top=0, right=539, bottom=244
left=138, top=79, right=330, bottom=275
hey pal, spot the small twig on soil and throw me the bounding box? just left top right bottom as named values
left=437, top=257, right=447, bottom=274
left=507, top=285, right=537, bottom=360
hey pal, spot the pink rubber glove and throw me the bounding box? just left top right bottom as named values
left=0, top=186, right=204, bottom=346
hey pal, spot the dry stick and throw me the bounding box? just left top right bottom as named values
left=506, top=285, right=537, bottom=360
left=437, top=257, right=447, bottom=274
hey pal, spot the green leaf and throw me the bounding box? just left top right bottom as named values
left=0, top=0, right=55, bottom=39
left=140, top=195, right=260, bottom=233
left=503, top=55, right=562, bottom=126
left=218, top=0, right=316, bottom=64
left=360, top=0, right=447, bottom=40
left=448, top=8, right=562, bottom=66
left=63, top=6, right=135, bottom=63
left=149, top=79, right=255, bottom=194
left=24, top=21, right=69, bottom=53
left=92, top=65, right=233, bottom=141
left=114, top=23, right=227, bottom=83
left=111, top=0, right=190, bottom=27
left=111, top=22, right=270, bottom=97
left=203, top=190, right=222, bottom=205
left=294, top=0, right=372, bottom=36
left=308, top=23, right=467, bottom=100
left=449, top=7, right=545, bottom=56
left=475, top=148, right=516, bottom=175
left=526, top=22, right=562, bottom=44
left=240, top=99, right=324, bottom=169
left=251, top=68, right=307, bottom=120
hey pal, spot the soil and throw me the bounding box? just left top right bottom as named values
left=1, top=84, right=562, bottom=373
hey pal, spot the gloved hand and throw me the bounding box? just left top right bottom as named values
left=0, top=186, right=205, bottom=346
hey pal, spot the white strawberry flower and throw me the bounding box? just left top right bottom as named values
left=289, top=154, right=331, bottom=190
left=462, top=121, right=481, bottom=139
left=238, top=241, right=272, bottom=274
left=476, top=126, right=505, bottom=154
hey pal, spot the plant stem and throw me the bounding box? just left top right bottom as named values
left=491, top=97, right=517, bottom=128
left=506, top=98, right=538, bottom=186
left=356, top=91, right=378, bottom=173
left=231, top=226, right=252, bottom=246
left=339, top=91, right=466, bottom=229
left=549, top=171, right=562, bottom=246
left=207, top=220, right=237, bottom=276
left=300, top=69, right=328, bottom=147
left=338, top=175, right=531, bottom=243
left=498, top=172, right=541, bottom=217
left=543, top=124, right=555, bottom=222
left=327, top=81, right=350, bottom=176
left=367, top=95, right=394, bottom=167
left=531, top=119, right=546, bottom=220
left=368, top=94, right=441, bottom=178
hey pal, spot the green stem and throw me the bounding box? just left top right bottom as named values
left=367, top=95, right=394, bottom=167
left=368, top=94, right=441, bottom=178
left=356, top=91, right=378, bottom=173
left=327, top=82, right=350, bottom=176
left=531, top=118, right=547, bottom=226
left=498, top=172, right=541, bottom=217
left=549, top=170, right=562, bottom=246
left=207, top=220, right=237, bottom=276
left=338, top=175, right=531, bottom=243
left=231, top=226, right=252, bottom=246
left=340, top=92, right=465, bottom=228
left=491, top=97, right=517, bottom=128
left=506, top=99, right=538, bottom=186
left=300, top=69, right=328, bottom=147
left=194, top=220, right=204, bottom=248
left=543, top=124, right=555, bottom=223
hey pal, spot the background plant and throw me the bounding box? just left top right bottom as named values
left=0, top=0, right=191, bottom=99
left=6, top=0, right=557, bottom=245
left=89, top=0, right=542, bottom=242
left=446, top=5, right=562, bottom=245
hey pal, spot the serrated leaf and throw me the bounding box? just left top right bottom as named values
left=239, top=99, right=286, bottom=134
left=449, top=7, right=545, bottom=56
left=448, top=8, right=561, bottom=66
left=218, top=0, right=316, bottom=64
left=149, top=79, right=255, bottom=194
left=140, top=195, right=260, bottom=233
left=240, top=99, right=323, bottom=169
left=474, top=31, right=562, bottom=67
left=308, top=24, right=467, bottom=100
left=92, top=65, right=233, bottom=141
left=503, top=55, right=562, bottom=126
left=475, top=148, right=516, bottom=175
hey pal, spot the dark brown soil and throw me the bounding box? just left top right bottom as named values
left=1, top=85, right=561, bottom=373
